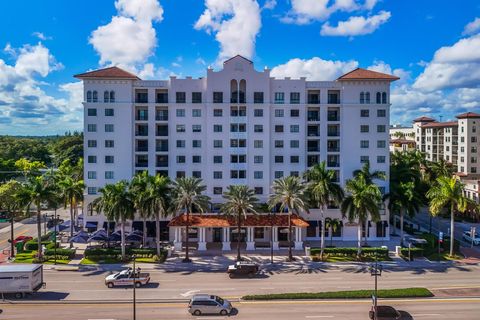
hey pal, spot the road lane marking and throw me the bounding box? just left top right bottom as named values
left=305, top=316, right=334, bottom=318
left=411, top=314, right=441, bottom=317
left=180, top=290, right=200, bottom=297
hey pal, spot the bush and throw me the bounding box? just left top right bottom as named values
left=44, top=248, right=75, bottom=259
left=400, top=247, right=424, bottom=259
left=25, top=240, right=55, bottom=251
left=84, top=247, right=165, bottom=261
left=310, top=247, right=388, bottom=259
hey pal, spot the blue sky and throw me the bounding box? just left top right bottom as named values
left=0, top=0, right=479, bottom=135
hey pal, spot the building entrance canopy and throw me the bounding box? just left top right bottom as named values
left=167, top=214, right=309, bottom=228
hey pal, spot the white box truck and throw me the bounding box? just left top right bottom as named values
left=0, top=264, right=44, bottom=299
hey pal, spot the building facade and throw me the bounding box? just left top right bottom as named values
left=76, top=55, right=398, bottom=251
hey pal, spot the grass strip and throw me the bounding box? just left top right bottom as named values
left=242, top=288, right=433, bottom=300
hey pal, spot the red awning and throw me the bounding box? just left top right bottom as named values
left=167, top=214, right=309, bottom=228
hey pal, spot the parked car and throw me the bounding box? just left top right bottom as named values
left=104, top=267, right=150, bottom=288
left=369, top=306, right=402, bottom=320
left=227, top=261, right=259, bottom=278
left=462, top=231, right=480, bottom=245
left=188, top=294, right=233, bottom=316
left=13, top=236, right=33, bottom=245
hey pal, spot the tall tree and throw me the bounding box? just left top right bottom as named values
left=268, top=176, right=309, bottom=261
left=131, top=171, right=152, bottom=247
left=325, top=217, right=342, bottom=247
left=353, top=162, right=386, bottom=185
left=304, top=162, right=344, bottom=260
left=426, top=176, right=469, bottom=256
left=0, top=180, right=22, bottom=258
left=341, top=175, right=382, bottom=258
left=14, top=158, right=46, bottom=179
left=58, top=176, right=85, bottom=242
left=221, top=185, right=258, bottom=261
left=171, top=177, right=210, bottom=263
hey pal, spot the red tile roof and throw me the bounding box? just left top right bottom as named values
left=412, top=116, right=436, bottom=123
left=74, top=66, right=140, bottom=80
left=456, top=112, right=480, bottom=119
left=337, top=68, right=399, bottom=81
left=421, top=121, right=458, bottom=128
left=167, top=214, right=310, bottom=228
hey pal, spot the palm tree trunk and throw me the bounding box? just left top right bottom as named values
left=450, top=203, right=455, bottom=256
left=142, top=217, right=147, bottom=248
left=156, top=214, right=161, bottom=257
left=184, top=205, right=191, bottom=263
left=363, top=220, right=368, bottom=246
left=357, top=223, right=362, bottom=259
left=329, top=226, right=333, bottom=247
left=10, top=213, right=15, bottom=258
left=106, top=221, right=110, bottom=248
left=400, top=208, right=404, bottom=247
left=69, top=199, right=74, bottom=248
left=37, top=207, right=42, bottom=259
left=287, top=210, right=293, bottom=261
left=320, top=207, right=325, bottom=260
left=121, top=221, right=126, bottom=261
left=237, top=214, right=241, bottom=261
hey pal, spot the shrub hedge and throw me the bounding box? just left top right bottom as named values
left=84, top=247, right=166, bottom=261
left=44, top=248, right=76, bottom=259
left=400, top=247, right=424, bottom=259
left=24, top=240, right=58, bottom=251
left=310, top=247, right=389, bottom=259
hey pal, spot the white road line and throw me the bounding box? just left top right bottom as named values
left=305, top=316, right=334, bottom=318
left=260, top=287, right=275, bottom=289
left=180, top=289, right=200, bottom=297
left=412, top=314, right=441, bottom=317
left=196, top=317, right=226, bottom=320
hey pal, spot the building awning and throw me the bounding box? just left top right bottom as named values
left=85, top=221, right=98, bottom=228
left=168, top=214, right=310, bottom=228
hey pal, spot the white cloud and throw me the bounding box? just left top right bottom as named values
left=462, top=17, right=480, bottom=36
left=14, top=42, right=63, bottom=77
left=195, top=0, right=261, bottom=64
left=320, top=10, right=391, bottom=36
left=32, top=32, right=51, bottom=41
left=89, top=0, right=163, bottom=72
left=262, top=0, right=277, bottom=10
left=196, top=57, right=207, bottom=66
left=271, top=56, right=358, bottom=80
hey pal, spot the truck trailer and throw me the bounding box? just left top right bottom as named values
left=0, top=264, right=44, bottom=298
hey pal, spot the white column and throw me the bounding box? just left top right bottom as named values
left=198, top=227, right=207, bottom=251
left=294, top=227, right=303, bottom=250
left=173, top=227, right=182, bottom=251
left=222, top=227, right=231, bottom=251
left=246, top=227, right=255, bottom=250
left=272, top=226, right=279, bottom=250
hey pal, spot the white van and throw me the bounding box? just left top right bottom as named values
left=188, top=294, right=233, bottom=316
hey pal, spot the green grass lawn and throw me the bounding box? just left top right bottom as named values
left=312, top=255, right=392, bottom=262
left=243, top=287, right=433, bottom=300
left=80, top=257, right=161, bottom=264
left=13, top=252, right=71, bottom=264
left=426, top=252, right=464, bottom=261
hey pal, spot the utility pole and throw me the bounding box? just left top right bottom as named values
left=270, top=212, right=274, bottom=264
left=133, top=255, right=137, bottom=320
left=369, top=251, right=383, bottom=320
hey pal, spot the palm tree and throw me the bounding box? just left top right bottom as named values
left=353, top=162, right=386, bottom=185
left=97, top=181, right=135, bottom=260
left=171, top=177, right=210, bottom=263
left=0, top=180, right=22, bottom=258
left=57, top=176, right=85, bottom=241
left=221, top=185, right=258, bottom=261
left=16, top=176, right=56, bottom=259
left=304, top=162, right=344, bottom=260
left=341, top=175, right=382, bottom=258
left=325, top=217, right=342, bottom=247
left=268, top=176, right=309, bottom=261
left=130, top=171, right=152, bottom=247
left=426, top=176, right=469, bottom=256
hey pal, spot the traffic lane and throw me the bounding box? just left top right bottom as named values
left=1, top=299, right=480, bottom=320
left=25, top=266, right=480, bottom=301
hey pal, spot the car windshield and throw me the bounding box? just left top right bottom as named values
left=215, top=296, right=224, bottom=305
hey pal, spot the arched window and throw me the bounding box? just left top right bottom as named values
left=239, top=79, right=246, bottom=103
left=86, top=91, right=92, bottom=102
left=104, top=91, right=109, bottom=103
left=360, top=92, right=365, bottom=104
left=92, top=90, right=98, bottom=102
left=230, top=79, right=238, bottom=103
left=110, top=91, right=115, bottom=103
left=365, top=92, right=370, bottom=104
left=376, top=92, right=381, bottom=104
left=382, top=92, right=387, bottom=104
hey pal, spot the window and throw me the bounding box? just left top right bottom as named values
left=176, top=109, right=185, bottom=117
left=254, top=140, right=263, bottom=148
left=87, top=124, right=97, bottom=132
left=377, top=140, right=386, bottom=148
left=275, top=140, right=284, bottom=148
left=213, top=187, right=223, bottom=195
left=254, top=92, right=264, bottom=104
left=377, top=125, right=386, bottom=133
left=213, top=124, right=222, bottom=132
left=87, top=187, right=97, bottom=195
left=360, top=109, right=369, bottom=117
left=377, top=156, right=386, bottom=163
left=86, top=91, right=92, bottom=102
left=105, top=124, right=114, bottom=132
left=176, top=125, right=185, bottom=133
left=290, top=109, right=300, bottom=117
left=109, top=91, right=115, bottom=102
left=176, top=140, right=185, bottom=148
left=192, top=140, right=201, bottom=148
left=213, top=171, right=223, bottom=179
left=290, top=140, right=299, bottom=148
left=360, top=156, right=369, bottom=164
left=291, top=171, right=299, bottom=177
left=290, top=155, right=299, bottom=163
left=275, top=125, right=284, bottom=133
left=360, top=125, right=369, bottom=133
left=308, top=110, right=320, bottom=121
left=360, top=140, right=369, bottom=148
left=105, top=171, right=114, bottom=179
left=377, top=109, right=386, bottom=117
left=105, top=140, right=114, bottom=148
left=230, top=170, right=246, bottom=179
left=254, top=125, right=263, bottom=133
left=105, top=156, right=114, bottom=164
left=213, top=109, right=222, bottom=117
left=274, top=171, right=283, bottom=179
left=92, top=91, right=98, bottom=102
left=230, top=139, right=246, bottom=148
left=192, top=109, right=201, bottom=117
left=290, top=125, right=299, bottom=133
left=176, top=92, right=186, bottom=103
left=254, top=156, right=263, bottom=164
left=290, top=92, right=300, bottom=104
left=87, top=140, right=97, bottom=148
left=472, top=167, right=477, bottom=174
left=213, top=156, right=223, bottom=164
left=87, top=155, right=97, bottom=163
left=105, top=108, right=114, bottom=116
left=254, top=171, right=263, bottom=179
left=192, top=125, right=201, bottom=132
left=275, top=155, right=284, bottom=163
left=176, top=171, right=186, bottom=178
left=192, top=92, right=202, bottom=103
left=254, top=187, right=263, bottom=195
left=87, top=108, right=97, bottom=116
left=254, top=109, right=263, bottom=117
left=275, top=109, right=284, bottom=117
left=213, top=92, right=223, bottom=103
left=192, top=171, right=202, bottom=178
left=376, top=92, right=381, bottom=104
left=231, top=155, right=246, bottom=163
left=176, top=156, right=186, bottom=163
left=192, top=155, right=201, bottom=163
left=274, top=92, right=285, bottom=104
left=360, top=92, right=365, bottom=104
left=365, top=92, right=370, bottom=104
left=87, top=171, right=96, bottom=179
left=104, top=91, right=109, bottom=103
left=213, top=140, right=222, bottom=148
left=382, top=92, right=387, bottom=104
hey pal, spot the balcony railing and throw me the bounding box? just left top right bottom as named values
left=156, top=115, right=168, bottom=121
left=156, top=146, right=168, bottom=152
left=328, top=115, right=339, bottom=121
left=135, top=131, right=148, bottom=136
left=327, top=162, right=340, bottom=167
left=136, top=146, right=148, bottom=152
left=135, top=162, right=148, bottom=167
left=307, top=131, right=320, bottom=137
left=308, top=147, right=320, bottom=152
left=156, top=162, right=168, bottom=167
left=327, top=131, right=340, bottom=137
left=328, top=147, right=340, bottom=152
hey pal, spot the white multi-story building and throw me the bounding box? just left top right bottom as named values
left=76, top=55, right=398, bottom=251
left=389, top=125, right=415, bottom=153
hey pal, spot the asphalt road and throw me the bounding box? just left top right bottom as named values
left=1, top=298, right=479, bottom=319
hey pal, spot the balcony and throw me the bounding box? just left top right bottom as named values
left=136, top=146, right=148, bottom=152
left=156, top=140, right=168, bottom=152
left=328, top=114, right=339, bottom=121
left=328, top=92, right=340, bottom=104
left=307, top=96, right=320, bottom=104
left=327, top=162, right=340, bottom=167
left=135, top=126, right=148, bottom=136
left=156, top=93, right=168, bottom=104
left=308, top=146, right=320, bottom=152
left=307, top=126, right=320, bottom=137
left=135, top=162, right=148, bottom=168
left=327, top=131, right=340, bottom=137
left=135, top=92, right=148, bottom=104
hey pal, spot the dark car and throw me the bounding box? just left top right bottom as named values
left=227, top=261, right=259, bottom=278
left=369, top=306, right=402, bottom=320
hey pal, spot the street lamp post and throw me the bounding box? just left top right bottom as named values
left=270, top=212, right=274, bottom=264
left=369, top=251, right=383, bottom=320
left=133, top=255, right=137, bottom=320
left=47, top=210, right=58, bottom=265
